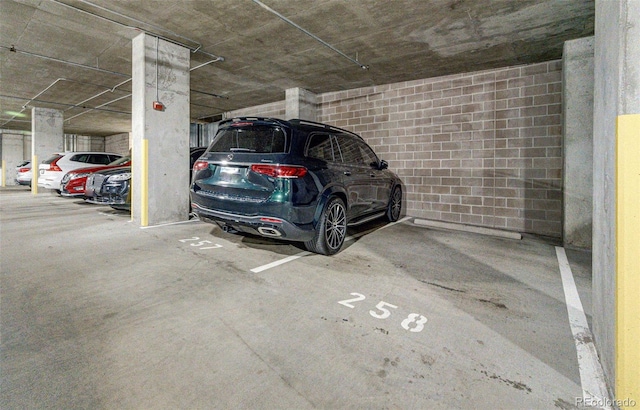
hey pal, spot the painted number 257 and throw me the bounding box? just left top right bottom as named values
left=338, top=292, right=427, bottom=333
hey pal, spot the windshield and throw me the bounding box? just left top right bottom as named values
left=209, top=125, right=287, bottom=154
left=109, top=156, right=130, bottom=165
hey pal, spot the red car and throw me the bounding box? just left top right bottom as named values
left=60, top=156, right=131, bottom=197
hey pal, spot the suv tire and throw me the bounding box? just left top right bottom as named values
left=387, top=186, right=402, bottom=222
left=305, top=197, right=347, bottom=255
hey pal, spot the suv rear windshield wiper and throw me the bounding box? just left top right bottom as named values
left=230, top=148, right=256, bottom=152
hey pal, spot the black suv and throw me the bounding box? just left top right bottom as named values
left=190, top=118, right=402, bottom=255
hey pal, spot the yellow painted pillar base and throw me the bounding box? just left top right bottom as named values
left=140, top=139, right=148, bottom=227
left=31, top=155, right=38, bottom=195
left=615, top=114, right=640, bottom=408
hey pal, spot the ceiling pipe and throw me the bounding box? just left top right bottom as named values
left=190, top=60, right=223, bottom=72
left=192, top=89, right=228, bottom=99
left=0, top=118, right=30, bottom=124
left=1, top=45, right=129, bottom=77
left=4, top=0, right=226, bottom=128
left=65, top=93, right=132, bottom=123
left=0, top=77, right=113, bottom=127
left=65, top=78, right=132, bottom=112
left=48, top=0, right=224, bottom=62
left=0, top=93, right=130, bottom=115
left=2, top=47, right=223, bottom=126
left=251, top=0, right=369, bottom=70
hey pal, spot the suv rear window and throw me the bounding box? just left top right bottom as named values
left=306, top=133, right=336, bottom=162
left=209, top=125, right=287, bottom=154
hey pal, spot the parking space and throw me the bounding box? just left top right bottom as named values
left=1, top=187, right=591, bottom=409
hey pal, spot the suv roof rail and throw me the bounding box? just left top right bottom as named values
left=288, top=118, right=363, bottom=140
left=218, top=117, right=364, bottom=140
left=219, top=116, right=287, bottom=126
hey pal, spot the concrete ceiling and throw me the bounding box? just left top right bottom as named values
left=1, top=0, right=594, bottom=137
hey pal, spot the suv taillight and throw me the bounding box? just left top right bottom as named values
left=18, top=167, right=30, bottom=173
left=250, top=164, right=307, bottom=178
left=193, top=160, right=209, bottom=171
left=49, top=157, right=62, bottom=172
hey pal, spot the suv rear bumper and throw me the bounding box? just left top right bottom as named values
left=191, top=202, right=315, bottom=242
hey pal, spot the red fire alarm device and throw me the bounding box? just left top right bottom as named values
left=152, top=101, right=165, bottom=111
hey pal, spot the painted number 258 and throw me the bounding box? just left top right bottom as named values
left=338, top=292, right=427, bottom=333
left=178, top=237, right=222, bottom=250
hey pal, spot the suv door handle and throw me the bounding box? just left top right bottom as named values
left=343, top=171, right=351, bottom=176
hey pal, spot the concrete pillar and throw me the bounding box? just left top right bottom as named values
left=593, top=0, right=640, bottom=405
left=285, top=87, right=318, bottom=121
left=1, top=133, right=26, bottom=186
left=24, top=135, right=32, bottom=159
left=131, top=33, right=190, bottom=226
left=31, top=107, right=64, bottom=194
left=562, top=37, right=594, bottom=249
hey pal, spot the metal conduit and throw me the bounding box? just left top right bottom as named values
left=251, top=0, right=368, bottom=70
left=0, top=77, right=126, bottom=127
left=1, top=46, right=129, bottom=77
left=3, top=0, right=226, bottom=127
left=0, top=93, right=130, bottom=115
left=64, top=79, right=132, bottom=112
left=1, top=50, right=221, bottom=125
left=192, top=89, right=228, bottom=99
left=65, top=93, right=132, bottom=122
left=48, top=0, right=224, bottom=62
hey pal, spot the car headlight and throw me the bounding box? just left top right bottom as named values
left=107, top=172, right=131, bottom=182
left=73, top=172, right=90, bottom=179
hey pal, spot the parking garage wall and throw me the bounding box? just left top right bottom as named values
left=319, top=61, right=563, bottom=238
left=105, top=132, right=130, bottom=155
left=225, top=101, right=285, bottom=119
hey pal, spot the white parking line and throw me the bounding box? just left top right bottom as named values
left=250, top=251, right=312, bottom=273
left=555, top=246, right=611, bottom=408
left=250, top=216, right=411, bottom=273
left=140, top=219, right=200, bottom=229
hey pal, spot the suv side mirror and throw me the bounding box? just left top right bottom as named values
left=379, top=159, right=388, bottom=170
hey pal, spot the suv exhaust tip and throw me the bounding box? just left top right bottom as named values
left=258, top=227, right=281, bottom=237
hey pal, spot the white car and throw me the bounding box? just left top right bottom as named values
left=15, top=160, right=32, bottom=186
left=38, top=152, right=123, bottom=192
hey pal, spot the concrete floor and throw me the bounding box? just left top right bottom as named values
left=1, top=186, right=593, bottom=409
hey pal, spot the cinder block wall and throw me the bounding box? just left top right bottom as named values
left=105, top=132, right=131, bottom=155
left=74, top=135, right=105, bottom=152
left=319, top=61, right=563, bottom=238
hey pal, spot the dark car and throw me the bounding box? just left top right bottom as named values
left=83, top=147, right=207, bottom=211
left=84, top=166, right=132, bottom=210
left=190, top=117, right=402, bottom=255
